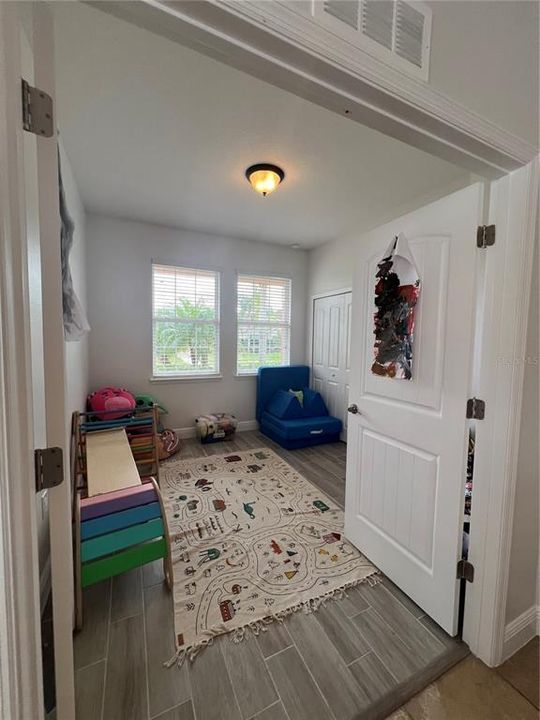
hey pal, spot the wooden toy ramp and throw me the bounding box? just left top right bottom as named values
left=72, top=406, right=170, bottom=629
left=86, top=428, right=141, bottom=497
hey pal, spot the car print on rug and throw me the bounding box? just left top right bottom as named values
left=160, top=448, right=379, bottom=666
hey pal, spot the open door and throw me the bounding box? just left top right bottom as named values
left=0, top=3, right=75, bottom=718
left=345, top=183, right=484, bottom=635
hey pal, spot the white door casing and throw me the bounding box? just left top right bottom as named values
left=312, top=292, right=352, bottom=438
left=0, top=4, right=44, bottom=717
left=0, top=3, right=76, bottom=718
left=34, top=4, right=76, bottom=716
left=463, top=162, right=539, bottom=663
left=21, top=0, right=52, bottom=615
left=345, top=184, right=483, bottom=635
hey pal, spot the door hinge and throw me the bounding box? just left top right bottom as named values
left=477, top=224, right=495, bottom=248
left=34, top=447, right=63, bottom=493
left=466, top=397, right=485, bottom=419
left=457, top=559, right=474, bottom=583
left=22, top=79, right=53, bottom=137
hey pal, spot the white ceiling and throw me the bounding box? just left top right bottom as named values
left=53, top=2, right=470, bottom=249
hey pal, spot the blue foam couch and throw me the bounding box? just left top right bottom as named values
left=257, top=365, right=342, bottom=449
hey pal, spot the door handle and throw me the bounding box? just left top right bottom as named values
left=347, top=403, right=360, bottom=415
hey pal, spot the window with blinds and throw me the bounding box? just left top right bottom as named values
left=152, top=263, right=220, bottom=377
left=237, top=274, right=291, bottom=375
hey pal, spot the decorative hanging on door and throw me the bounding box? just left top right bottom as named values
left=371, top=233, right=420, bottom=380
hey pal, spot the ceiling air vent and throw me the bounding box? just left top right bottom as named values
left=361, top=0, right=393, bottom=50
left=313, top=0, right=432, bottom=80
left=323, top=0, right=359, bottom=30
left=395, top=0, right=425, bottom=67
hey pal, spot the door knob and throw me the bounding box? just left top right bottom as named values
left=348, top=403, right=360, bottom=414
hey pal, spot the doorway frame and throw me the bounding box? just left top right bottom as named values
left=463, top=163, right=539, bottom=663
left=0, top=6, right=537, bottom=717
left=0, top=3, right=45, bottom=717
left=0, top=4, right=75, bottom=719
left=102, top=0, right=540, bottom=666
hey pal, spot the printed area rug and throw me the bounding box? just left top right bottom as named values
left=160, top=447, right=379, bottom=665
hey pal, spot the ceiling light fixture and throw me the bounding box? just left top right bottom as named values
left=245, top=163, right=285, bottom=197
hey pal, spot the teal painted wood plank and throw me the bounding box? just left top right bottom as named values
left=81, top=518, right=164, bottom=562
left=82, top=538, right=167, bottom=587
left=81, top=502, right=161, bottom=540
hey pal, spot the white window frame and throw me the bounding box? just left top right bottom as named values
left=236, top=272, right=292, bottom=376
left=151, top=262, right=221, bottom=380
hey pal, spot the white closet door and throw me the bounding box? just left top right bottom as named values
left=312, top=292, right=352, bottom=439
left=342, top=292, right=353, bottom=440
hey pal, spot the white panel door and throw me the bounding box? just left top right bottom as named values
left=312, top=292, right=351, bottom=437
left=345, top=184, right=483, bottom=635
left=343, top=292, right=352, bottom=440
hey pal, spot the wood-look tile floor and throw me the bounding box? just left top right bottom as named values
left=73, top=432, right=535, bottom=720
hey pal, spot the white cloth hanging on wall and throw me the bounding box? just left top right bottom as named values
left=59, top=148, right=90, bottom=341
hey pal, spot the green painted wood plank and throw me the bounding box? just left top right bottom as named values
left=81, top=518, right=164, bottom=562
left=81, top=502, right=162, bottom=540
left=82, top=538, right=167, bottom=588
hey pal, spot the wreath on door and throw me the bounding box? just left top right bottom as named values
left=371, top=233, right=421, bottom=380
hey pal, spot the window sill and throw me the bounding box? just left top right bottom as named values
left=149, top=374, right=223, bottom=383
left=234, top=373, right=258, bottom=378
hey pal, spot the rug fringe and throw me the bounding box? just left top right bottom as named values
left=164, top=571, right=381, bottom=668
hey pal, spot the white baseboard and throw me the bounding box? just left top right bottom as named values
left=174, top=419, right=259, bottom=440
left=502, top=605, right=540, bottom=661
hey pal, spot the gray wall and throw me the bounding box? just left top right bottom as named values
left=306, top=176, right=474, bottom=300
left=427, top=1, right=539, bottom=147
left=506, top=236, right=539, bottom=624
left=288, top=0, right=538, bottom=147
left=85, top=214, right=308, bottom=429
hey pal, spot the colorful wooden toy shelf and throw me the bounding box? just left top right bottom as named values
left=73, top=407, right=172, bottom=629
left=74, top=405, right=161, bottom=487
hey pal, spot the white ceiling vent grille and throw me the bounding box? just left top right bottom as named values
left=324, top=0, right=359, bottom=30
left=361, top=1, right=393, bottom=50
left=395, top=0, right=425, bottom=67
left=314, top=0, right=432, bottom=80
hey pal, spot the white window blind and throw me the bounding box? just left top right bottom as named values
left=152, top=263, right=220, bottom=377
left=237, top=274, right=291, bottom=375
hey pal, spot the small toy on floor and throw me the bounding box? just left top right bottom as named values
left=195, top=413, right=238, bottom=444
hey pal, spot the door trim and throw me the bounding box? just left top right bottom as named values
left=463, top=159, right=539, bottom=665
left=311, top=287, right=353, bottom=301
left=0, top=4, right=44, bottom=717
left=33, top=3, right=76, bottom=712
left=0, top=4, right=77, bottom=718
